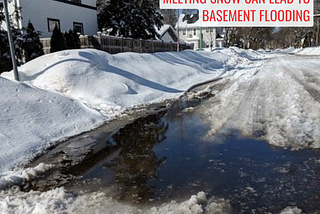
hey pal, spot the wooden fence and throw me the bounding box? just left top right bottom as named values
left=41, top=35, right=193, bottom=55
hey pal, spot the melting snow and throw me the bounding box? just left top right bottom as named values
left=1, top=46, right=320, bottom=213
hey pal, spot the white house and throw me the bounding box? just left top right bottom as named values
left=176, top=13, right=225, bottom=50
left=1, top=0, right=97, bottom=37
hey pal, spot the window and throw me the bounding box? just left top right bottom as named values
left=47, top=18, right=60, bottom=32
left=73, top=22, right=84, bottom=35
left=193, top=29, right=196, bottom=36
left=206, top=28, right=209, bottom=33
left=182, top=30, right=186, bottom=35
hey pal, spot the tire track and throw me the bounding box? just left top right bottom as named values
left=202, top=54, right=320, bottom=148
left=279, top=56, right=320, bottom=104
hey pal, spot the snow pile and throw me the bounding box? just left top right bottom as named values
left=201, top=54, right=320, bottom=149
left=282, top=47, right=299, bottom=53
left=0, top=76, right=103, bottom=173
left=0, top=187, right=74, bottom=214
left=227, top=47, right=263, bottom=61
left=0, top=163, right=52, bottom=190
left=279, top=207, right=302, bottom=214
left=295, top=47, right=320, bottom=55
left=0, top=189, right=231, bottom=214
left=3, top=49, right=246, bottom=116
left=150, top=192, right=231, bottom=214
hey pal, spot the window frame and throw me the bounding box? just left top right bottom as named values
left=47, top=18, right=61, bottom=32
left=71, top=0, right=81, bottom=3
left=73, top=22, right=84, bottom=35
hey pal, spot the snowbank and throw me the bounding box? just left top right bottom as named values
left=2, top=49, right=235, bottom=116
left=0, top=189, right=231, bottom=214
left=295, top=47, right=320, bottom=55
left=282, top=47, right=300, bottom=53
left=0, top=76, right=103, bottom=174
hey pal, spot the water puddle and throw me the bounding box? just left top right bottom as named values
left=28, top=94, right=320, bottom=213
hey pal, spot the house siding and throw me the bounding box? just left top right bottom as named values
left=2, top=0, right=97, bottom=38
left=178, top=27, right=217, bottom=50
left=176, top=14, right=226, bottom=50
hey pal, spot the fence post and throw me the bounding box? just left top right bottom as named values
left=122, top=37, right=124, bottom=52
left=151, top=39, right=154, bottom=53
left=97, top=32, right=102, bottom=50
left=108, top=36, right=111, bottom=53
left=162, top=40, right=164, bottom=52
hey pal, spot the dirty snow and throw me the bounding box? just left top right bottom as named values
left=201, top=52, right=320, bottom=149
left=279, top=206, right=302, bottom=214
left=0, top=188, right=231, bottom=214
left=0, top=163, right=52, bottom=190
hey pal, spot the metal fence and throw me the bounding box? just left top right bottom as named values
left=40, top=34, right=193, bottom=55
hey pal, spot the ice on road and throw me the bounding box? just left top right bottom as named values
left=202, top=54, right=320, bottom=149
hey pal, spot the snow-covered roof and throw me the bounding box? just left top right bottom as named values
left=156, top=24, right=178, bottom=42
left=176, top=13, right=200, bottom=29
left=156, top=24, right=171, bottom=37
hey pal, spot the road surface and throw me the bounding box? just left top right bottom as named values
left=202, top=53, right=320, bottom=149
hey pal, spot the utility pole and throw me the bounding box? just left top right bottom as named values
left=199, top=26, right=203, bottom=50
left=199, top=12, right=203, bottom=50
left=2, top=0, right=20, bottom=81
left=176, top=9, right=179, bottom=52
left=314, top=14, right=320, bottom=46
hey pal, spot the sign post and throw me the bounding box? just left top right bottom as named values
left=2, top=0, right=20, bottom=81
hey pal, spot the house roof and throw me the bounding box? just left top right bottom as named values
left=176, top=13, right=200, bottom=29
left=183, top=14, right=199, bottom=24
left=156, top=24, right=178, bottom=42
left=156, top=24, right=172, bottom=37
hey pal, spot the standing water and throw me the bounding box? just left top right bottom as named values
left=29, top=96, right=320, bottom=213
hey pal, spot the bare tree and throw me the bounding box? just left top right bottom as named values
left=225, top=27, right=273, bottom=49
left=161, top=9, right=178, bottom=26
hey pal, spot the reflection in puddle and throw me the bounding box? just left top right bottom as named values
left=103, top=112, right=168, bottom=203
left=62, top=99, right=320, bottom=213
left=28, top=96, right=320, bottom=213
